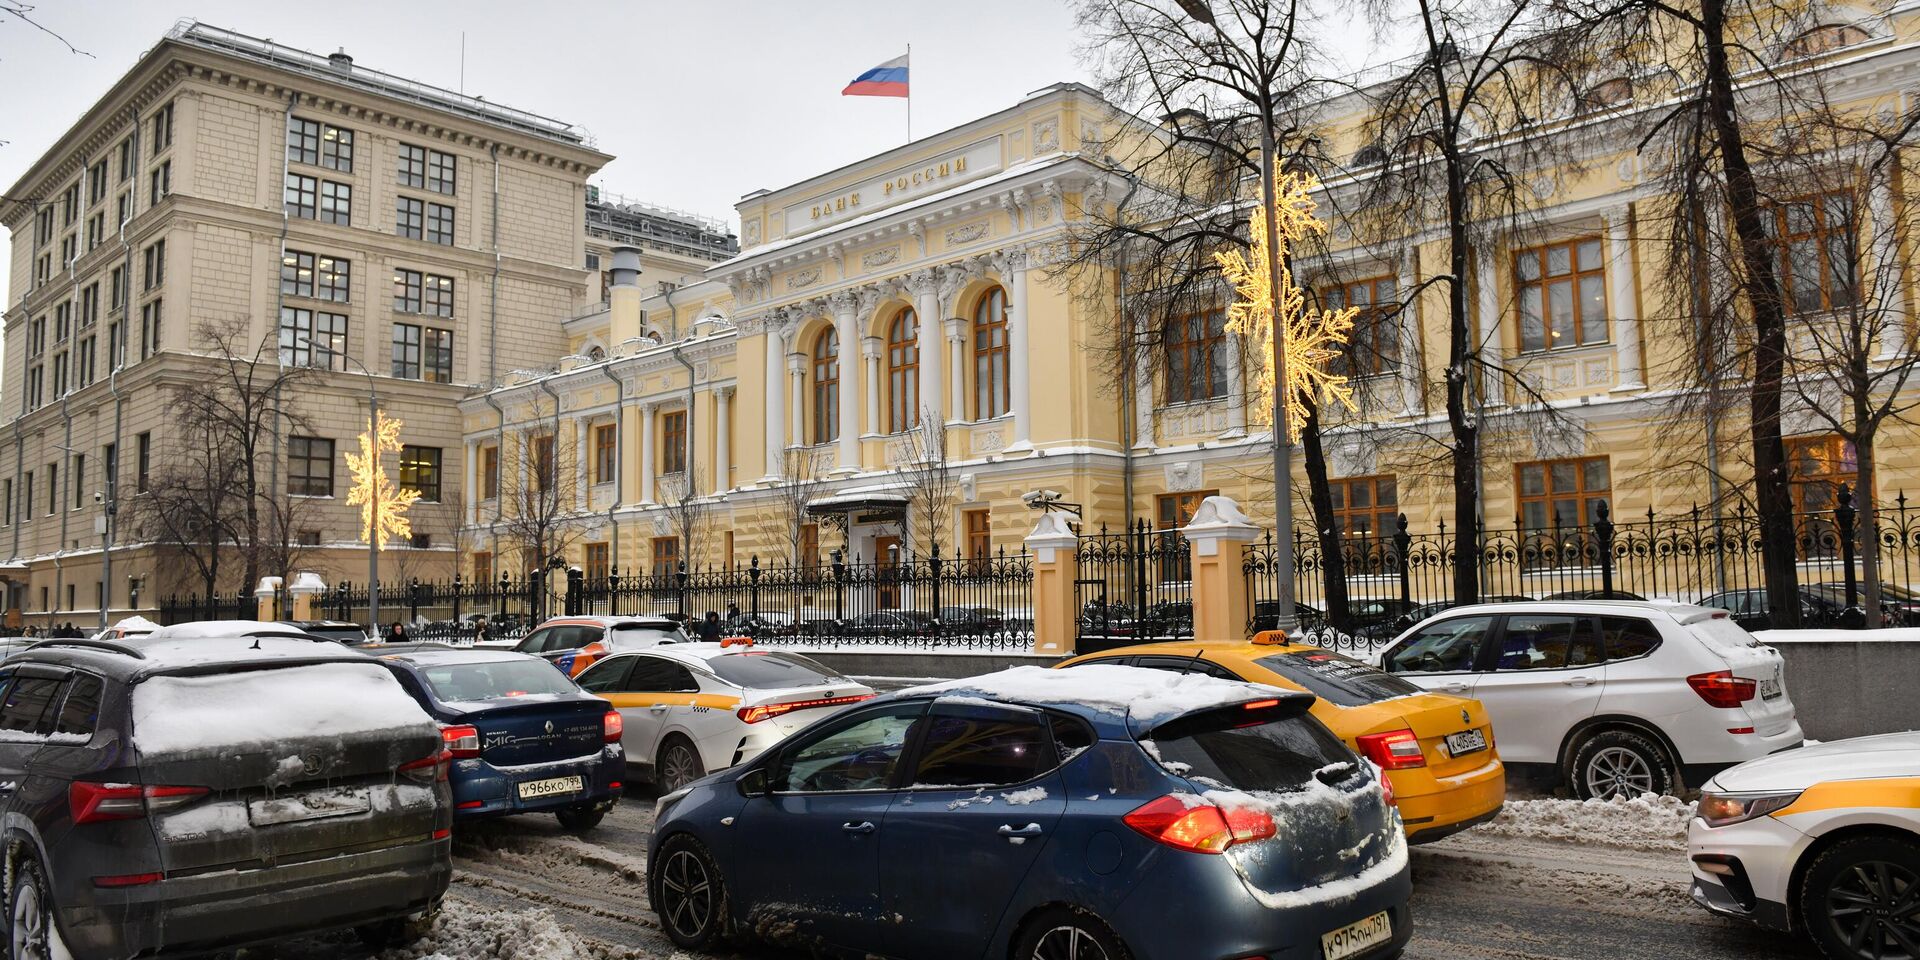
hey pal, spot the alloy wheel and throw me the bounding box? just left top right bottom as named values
left=1823, top=859, right=1920, bottom=959
left=657, top=849, right=714, bottom=941
left=662, top=744, right=699, bottom=791
left=1031, top=925, right=1110, bottom=960
left=1584, top=746, right=1654, bottom=800
left=11, top=880, right=46, bottom=960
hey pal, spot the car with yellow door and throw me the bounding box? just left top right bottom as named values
left=1059, top=633, right=1506, bottom=842
left=1688, top=731, right=1920, bottom=959
left=573, top=644, right=875, bottom=791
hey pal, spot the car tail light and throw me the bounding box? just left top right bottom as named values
left=1124, top=795, right=1274, bottom=854
left=1687, top=670, right=1757, bottom=708
left=70, top=782, right=210, bottom=824
left=603, top=710, right=624, bottom=742
left=432, top=827, right=452, bottom=841
left=1378, top=772, right=1397, bottom=807
left=737, top=693, right=874, bottom=724
left=399, top=750, right=451, bottom=784
left=1356, top=729, right=1427, bottom=770
left=92, top=872, right=163, bottom=888
left=457, top=800, right=485, bottom=810
left=441, top=724, right=481, bottom=759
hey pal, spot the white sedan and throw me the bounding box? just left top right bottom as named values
left=573, top=644, right=874, bottom=792
left=1688, top=732, right=1920, bottom=959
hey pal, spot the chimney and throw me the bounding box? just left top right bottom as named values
left=328, top=49, right=354, bottom=73
left=608, top=245, right=644, bottom=344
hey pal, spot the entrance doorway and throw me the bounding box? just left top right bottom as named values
left=874, top=535, right=902, bottom=610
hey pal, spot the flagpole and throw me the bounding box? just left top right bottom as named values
left=905, top=44, right=913, bottom=142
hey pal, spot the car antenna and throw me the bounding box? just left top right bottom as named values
left=1180, top=649, right=1205, bottom=676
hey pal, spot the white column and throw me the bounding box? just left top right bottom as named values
left=862, top=337, right=882, bottom=437
left=1604, top=203, right=1646, bottom=390
left=1396, top=251, right=1423, bottom=416
left=830, top=292, right=860, bottom=472
left=715, top=386, right=732, bottom=494
left=638, top=402, right=656, bottom=505
left=1003, top=250, right=1033, bottom=450
left=1223, top=336, right=1247, bottom=438
left=1476, top=247, right=1506, bottom=407
left=464, top=440, right=478, bottom=525
left=946, top=318, right=967, bottom=423
left=574, top=418, right=590, bottom=511
left=1133, top=329, right=1155, bottom=450
left=762, top=324, right=786, bottom=481
left=1871, top=174, right=1908, bottom=360
left=787, top=353, right=807, bottom=451
left=910, top=270, right=944, bottom=427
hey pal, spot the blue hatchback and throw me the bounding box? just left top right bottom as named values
left=377, top=648, right=625, bottom=830
left=647, top=664, right=1412, bottom=960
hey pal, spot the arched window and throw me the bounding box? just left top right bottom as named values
left=812, top=328, right=839, bottom=444
left=1783, top=23, right=1870, bottom=60
left=972, top=287, right=1009, bottom=420
left=887, top=309, right=920, bottom=433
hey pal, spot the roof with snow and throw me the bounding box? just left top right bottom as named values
left=903, top=664, right=1307, bottom=734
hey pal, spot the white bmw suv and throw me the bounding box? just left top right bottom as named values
left=1378, top=601, right=1803, bottom=799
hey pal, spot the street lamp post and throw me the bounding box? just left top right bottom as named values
left=300, top=337, right=380, bottom=629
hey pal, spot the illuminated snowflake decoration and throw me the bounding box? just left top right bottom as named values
left=344, top=410, right=420, bottom=545
left=1213, top=170, right=1359, bottom=443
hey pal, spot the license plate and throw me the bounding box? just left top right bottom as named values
left=248, top=787, right=371, bottom=827
left=1445, top=729, right=1488, bottom=757
left=1323, top=911, right=1392, bottom=960
left=1761, top=670, right=1783, bottom=700
left=517, top=775, right=583, bottom=800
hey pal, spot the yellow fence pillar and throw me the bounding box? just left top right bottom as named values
left=288, top=572, right=327, bottom=621
left=253, top=577, right=283, bottom=622
left=1023, top=513, right=1080, bottom=656
left=1183, top=496, right=1261, bottom=644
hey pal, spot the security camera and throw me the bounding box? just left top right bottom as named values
left=92, top=491, right=103, bottom=504
left=1021, top=489, right=1064, bottom=508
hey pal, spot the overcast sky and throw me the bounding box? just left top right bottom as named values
left=0, top=1, right=1381, bottom=309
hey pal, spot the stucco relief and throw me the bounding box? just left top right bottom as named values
left=885, top=435, right=914, bottom=466
left=958, top=473, right=977, bottom=503
left=744, top=219, right=761, bottom=245
left=1331, top=440, right=1376, bottom=478
left=1033, top=117, right=1060, bottom=155
left=1533, top=428, right=1589, bottom=461
left=1165, top=461, right=1204, bottom=493
left=974, top=424, right=1006, bottom=454
left=1080, top=118, right=1104, bottom=153
left=945, top=221, right=990, bottom=246
left=861, top=247, right=900, bottom=271
left=787, top=267, right=823, bottom=290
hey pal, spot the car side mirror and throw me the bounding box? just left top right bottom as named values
left=737, top=767, right=769, bottom=798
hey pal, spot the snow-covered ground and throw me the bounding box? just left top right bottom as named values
left=1470, top=794, right=1695, bottom=853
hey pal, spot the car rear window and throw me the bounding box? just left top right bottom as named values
left=0, top=677, right=62, bottom=734
left=1146, top=705, right=1355, bottom=793
left=708, top=651, right=843, bottom=688
left=1255, top=651, right=1422, bottom=707
left=420, top=659, right=577, bottom=702
left=55, top=674, right=103, bottom=736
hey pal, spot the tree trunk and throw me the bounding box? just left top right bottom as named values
left=1699, top=0, right=1800, bottom=627
left=1445, top=170, right=1481, bottom=606
left=1857, top=433, right=1881, bottom=628
left=1298, top=395, right=1351, bottom=632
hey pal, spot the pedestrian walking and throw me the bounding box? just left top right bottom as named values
left=697, top=611, right=724, bottom=641
left=385, top=621, right=408, bottom=643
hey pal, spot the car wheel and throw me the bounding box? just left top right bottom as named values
left=355, top=914, right=434, bottom=949
left=556, top=804, right=605, bottom=831
left=658, top=736, right=705, bottom=792
left=650, top=833, right=729, bottom=949
left=8, top=855, right=54, bottom=960
left=1799, top=834, right=1920, bottom=960
left=1568, top=729, right=1676, bottom=800
left=1013, top=906, right=1132, bottom=960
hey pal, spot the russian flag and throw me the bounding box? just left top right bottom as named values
left=843, top=54, right=909, bottom=98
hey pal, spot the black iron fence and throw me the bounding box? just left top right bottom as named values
left=158, top=572, right=550, bottom=640
left=1073, top=520, right=1196, bottom=650
left=1248, top=484, right=1920, bottom=654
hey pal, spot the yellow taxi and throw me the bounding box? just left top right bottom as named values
left=1058, top=633, right=1506, bottom=843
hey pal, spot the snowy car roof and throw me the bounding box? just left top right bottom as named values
left=902, top=664, right=1309, bottom=735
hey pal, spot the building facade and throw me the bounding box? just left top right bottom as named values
left=0, top=22, right=611, bottom=625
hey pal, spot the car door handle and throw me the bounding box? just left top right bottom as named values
left=998, top=823, right=1043, bottom=838
left=1438, top=682, right=1470, bottom=694
left=1561, top=676, right=1598, bottom=687
left=841, top=821, right=876, bottom=835
left=648, top=705, right=669, bottom=713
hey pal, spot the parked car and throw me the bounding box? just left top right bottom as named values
left=1687, top=732, right=1920, bottom=959
left=1060, top=637, right=1506, bottom=843
left=1698, top=588, right=1853, bottom=632
left=936, top=606, right=1004, bottom=636
left=1249, top=600, right=1328, bottom=633
left=725, top=611, right=797, bottom=639
left=647, top=664, right=1411, bottom=959
left=843, top=610, right=938, bottom=638
left=515, top=615, right=691, bottom=676
left=576, top=645, right=874, bottom=792
left=373, top=647, right=623, bottom=830
left=1541, top=589, right=1647, bottom=600
left=277, top=619, right=371, bottom=644
left=1379, top=601, right=1803, bottom=798
left=10, top=624, right=451, bottom=957
left=1398, top=596, right=1533, bottom=630
left=1803, top=581, right=1920, bottom=625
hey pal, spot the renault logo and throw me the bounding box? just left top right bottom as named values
left=544, top=721, right=555, bottom=735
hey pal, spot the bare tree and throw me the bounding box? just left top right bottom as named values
left=897, top=411, right=958, bottom=558
left=659, top=467, right=714, bottom=572
left=493, top=411, right=588, bottom=615
left=130, top=387, right=242, bottom=601
left=761, top=448, right=828, bottom=567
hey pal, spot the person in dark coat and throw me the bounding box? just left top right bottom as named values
left=385, top=622, right=408, bottom=643
left=697, top=611, right=724, bottom=641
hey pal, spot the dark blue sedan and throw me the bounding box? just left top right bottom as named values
left=647, top=664, right=1412, bottom=960
left=376, top=647, right=624, bottom=830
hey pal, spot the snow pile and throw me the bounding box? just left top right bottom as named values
left=132, top=662, right=432, bottom=754
left=377, top=905, right=604, bottom=960
left=1476, top=794, right=1696, bottom=852
left=907, top=664, right=1295, bottom=725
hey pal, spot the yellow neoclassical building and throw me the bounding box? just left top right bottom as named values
left=467, top=9, right=1920, bottom=588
